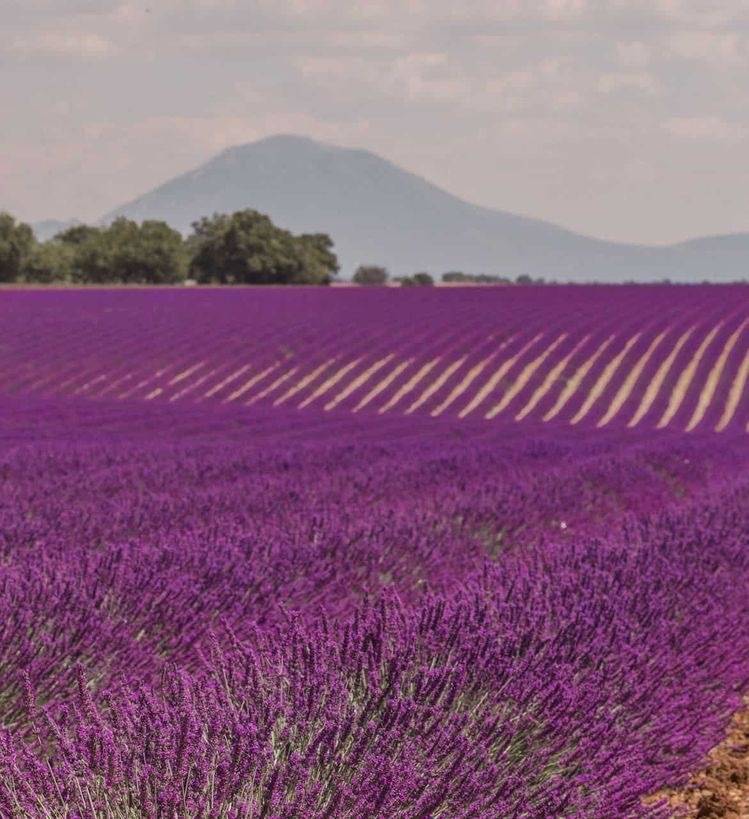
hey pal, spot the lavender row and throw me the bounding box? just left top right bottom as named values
left=0, top=287, right=746, bottom=429
left=1, top=396, right=749, bottom=815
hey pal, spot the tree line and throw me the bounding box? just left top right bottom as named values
left=3, top=209, right=699, bottom=287
left=0, top=210, right=338, bottom=285
left=351, top=267, right=548, bottom=286
left=1, top=211, right=454, bottom=287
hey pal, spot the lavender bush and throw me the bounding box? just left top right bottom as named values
left=0, top=287, right=747, bottom=817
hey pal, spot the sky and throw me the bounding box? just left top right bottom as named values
left=2, top=0, right=749, bottom=245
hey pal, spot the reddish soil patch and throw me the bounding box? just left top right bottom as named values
left=649, top=697, right=749, bottom=817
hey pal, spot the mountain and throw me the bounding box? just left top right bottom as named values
left=103, top=135, right=749, bottom=282
left=32, top=219, right=80, bottom=242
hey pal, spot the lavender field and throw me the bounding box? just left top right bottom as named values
left=1, top=287, right=749, bottom=817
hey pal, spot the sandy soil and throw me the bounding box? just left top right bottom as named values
left=649, top=697, right=749, bottom=817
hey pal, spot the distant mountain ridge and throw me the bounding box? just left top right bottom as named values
left=101, top=135, right=749, bottom=282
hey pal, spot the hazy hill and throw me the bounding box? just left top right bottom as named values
left=103, top=135, right=749, bottom=282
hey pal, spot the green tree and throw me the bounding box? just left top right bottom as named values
left=296, top=233, right=339, bottom=284
left=56, top=224, right=101, bottom=246
left=0, top=212, right=35, bottom=282
left=185, top=213, right=228, bottom=282
left=412, top=272, right=433, bottom=286
left=188, top=210, right=337, bottom=285
left=441, top=271, right=467, bottom=283
left=22, top=241, right=75, bottom=283
left=108, top=218, right=186, bottom=284
left=442, top=271, right=511, bottom=285
left=58, top=224, right=113, bottom=283
left=57, top=219, right=186, bottom=284
left=189, top=210, right=296, bottom=284
left=65, top=227, right=113, bottom=284
left=352, top=265, right=389, bottom=286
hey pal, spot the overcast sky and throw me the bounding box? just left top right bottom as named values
left=2, top=1, right=749, bottom=244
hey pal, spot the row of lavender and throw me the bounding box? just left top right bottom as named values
left=2, top=393, right=749, bottom=816
left=0, top=287, right=747, bottom=429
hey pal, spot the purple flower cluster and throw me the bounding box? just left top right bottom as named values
left=0, top=389, right=748, bottom=817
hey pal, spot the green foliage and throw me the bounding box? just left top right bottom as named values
left=441, top=271, right=513, bottom=284
left=56, top=224, right=101, bottom=246
left=405, top=272, right=434, bottom=287
left=22, top=241, right=76, bottom=283
left=352, top=265, right=389, bottom=286
left=188, top=210, right=338, bottom=285
left=7, top=209, right=336, bottom=286
left=108, top=218, right=187, bottom=284
left=0, top=212, right=35, bottom=282
left=62, top=226, right=111, bottom=283
left=56, top=218, right=187, bottom=284
left=297, top=233, right=339, bottom=284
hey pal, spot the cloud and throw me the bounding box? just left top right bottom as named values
left=295, top=51, right=466, bottom=104
left=666, top=31, right=746, bottom=65
left=597, top=72, right=658, bottom=95
left=615, top=0, right=748, bottom=29
left=116, top=113, right=371, bottom=155
left=8, top=31, right=117, bottom=57
left=616, top=41, right=650, bottom=68
left=663, top=116, right=744, bottom=141
left=5, top=0, right=121, bottom=15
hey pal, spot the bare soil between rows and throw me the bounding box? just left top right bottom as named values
left=648, top=696, right=749, bottom=817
